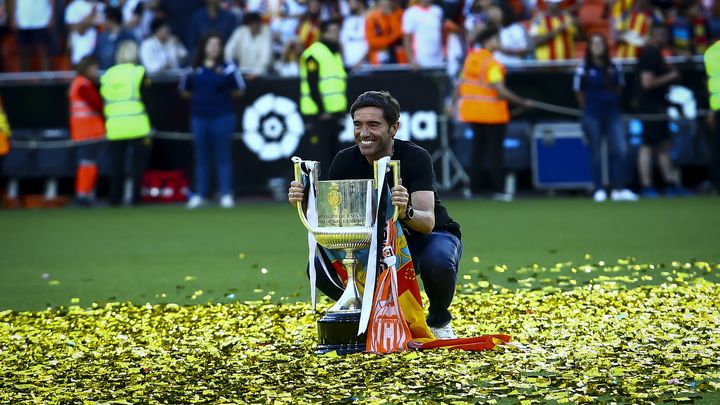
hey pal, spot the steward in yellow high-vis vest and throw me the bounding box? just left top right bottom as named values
left=299, top=19, right=347, bottom=172
left=455, top=28, right=533, bottom=197
left=101, top=63, right=151, bottom=140
left=100, top=41, right=151, bottom=206
left=705, top=40, right=720, bottom=192
left=705, top=40, right=720, bottom=112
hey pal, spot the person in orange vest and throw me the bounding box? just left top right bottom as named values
left=454, top=27, right=533, bottom=200
left=68, top=55, right=105, bottom=205
left=0, top=96, right=10, bottom=158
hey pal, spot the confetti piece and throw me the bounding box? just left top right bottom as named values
left=261, top=268, right=268, bottom=274
left=184, top=276, right=195, bottom=281
left=48, top=280, right=60, bottom=286
left=472, top=256, right=480, bottom=263
left=238, top=253, right=246, bottom=260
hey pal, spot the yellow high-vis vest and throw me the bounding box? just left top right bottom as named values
left=299, top=42, right=347, bottom=116
left=705, top=41, right=720, bottom=111
left=100, top=64, right=151, bottom=140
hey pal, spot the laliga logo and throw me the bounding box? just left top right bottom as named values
left=242, top=93, right=305, bottom=161
left=340, top=111, right=438, bottom=142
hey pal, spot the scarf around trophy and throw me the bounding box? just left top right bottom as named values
left=320, top=177, right=512, bottom=353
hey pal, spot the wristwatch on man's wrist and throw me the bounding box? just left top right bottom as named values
left=403, top=203, right=414, bottom=220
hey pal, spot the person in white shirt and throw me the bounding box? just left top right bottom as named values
left=10, top=0, right=55, bottom=70
left=65, top=0, right=100, bottom=66
left=402, top=0, right=444, bottom=69
left=140, top=17, right=188, bottom=73
left=485, top=5, right=529, bottom=65
left=339, top=0, right=368, bottom=68
left=224, top=12, right=272, bottom=78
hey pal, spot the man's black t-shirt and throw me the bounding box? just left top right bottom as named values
left=327, top=139, right=461, bottom=240
left=637, top=45, right=670, bottom=110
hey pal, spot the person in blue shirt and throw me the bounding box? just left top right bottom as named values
left=186, top=0, right=237, bottom=58
left=179, top=33, right=245, bottom=209
left=573, top=33, right=638, bottom=202
left=94, top=6, right=136, bottom=70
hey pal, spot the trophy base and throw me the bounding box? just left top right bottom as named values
left=315, top=311, right=366, bottom=355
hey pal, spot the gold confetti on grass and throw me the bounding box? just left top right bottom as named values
left=1, top=266, right=719, bottom=403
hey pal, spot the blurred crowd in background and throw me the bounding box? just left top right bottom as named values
left=0, top=0, right=718, bottom=75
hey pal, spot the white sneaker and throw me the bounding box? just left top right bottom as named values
left=429, top=322, right=457, bottom=339
left=593, top=189, right=607, bottom=202
left=611, top=189, right=639, bottom=202
left=492, top=192, right=513, bottom=202
left=219, top=194, right=235, bottom=209
left=186, top=195, right=205, bottom=209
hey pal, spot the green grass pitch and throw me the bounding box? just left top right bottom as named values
left=1, top=197, right=719, bottom=311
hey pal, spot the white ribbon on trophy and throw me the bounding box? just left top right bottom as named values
left=358, top=156, right=390, bottom=335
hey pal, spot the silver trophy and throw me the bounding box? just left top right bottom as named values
left=293, top=157, right=399, bottom=354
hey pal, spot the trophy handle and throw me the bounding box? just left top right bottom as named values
left=292, top=156, right=314, bottom=233
left=374, top=160, right=401, bottom=221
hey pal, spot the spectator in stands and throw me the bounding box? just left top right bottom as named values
left=273, top=40, right=301, bottom=77
left=297, top=0, right=323, bottom=50
left=464, top=0, right=493, bottom=42
left=123, top=0, right=160, bottom=41
left=158, top=0, right=205, bottom=49
left=365, top=0, right=406, bottom=65
left=669, top=2, right=711, bottom=56
left=68, top=56, right=105, bottom=206
left=9, top=0, right=55, bottom=71
left=140, top=17, right=188, bottom=73
left=574, top=34, right=639, bottom=202
left=299, top=19, right=346, bottom=174
left=100, top=41, right=152, bottom=206
left=225, top=12, right=272, bottom=78
left=187, top=0, right=237, bottom=57
left=94, top=6, right=135, bottom=70
left=340, top=0, right=368, bottom=68
left=485, top=4, right=530, bottom=63
left=534, top=0, right=582, bottom=16
left=180, top=33, right=245, bottom=209
left=615, top=0, right=655, bottom=59
left=65, top=0, right=99, bottom=66
left=455, top=27, right=533, bottom=200
left=403, top=0, right=445, bottom=69
left=269, top=0, right=306, bottom=59
left=529, top=0, right=577, bottom=60
left=636, top=24, right=688, bottom=197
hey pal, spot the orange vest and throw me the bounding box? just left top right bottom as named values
left=69, top=76, right=105, bottom=141
left=457, top=48, right=509, bottom=124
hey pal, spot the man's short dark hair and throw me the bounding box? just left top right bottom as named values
left=350, top=91, right=401, bottom=126
left=320, top=19, right=341, bottom=34
left=105, top=6, right=123, bottom=25
left=243, top=11, right=262, bottom=25
left=150, top=17, right=168, bottom=35
left=475, top=27, right=500, bottom=46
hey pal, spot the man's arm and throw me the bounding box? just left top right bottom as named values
left=492, top=81, right=533, bottom=107
left=395, top=188, right=435, bottom=234
left=640, top=69, right=679, bottom=91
